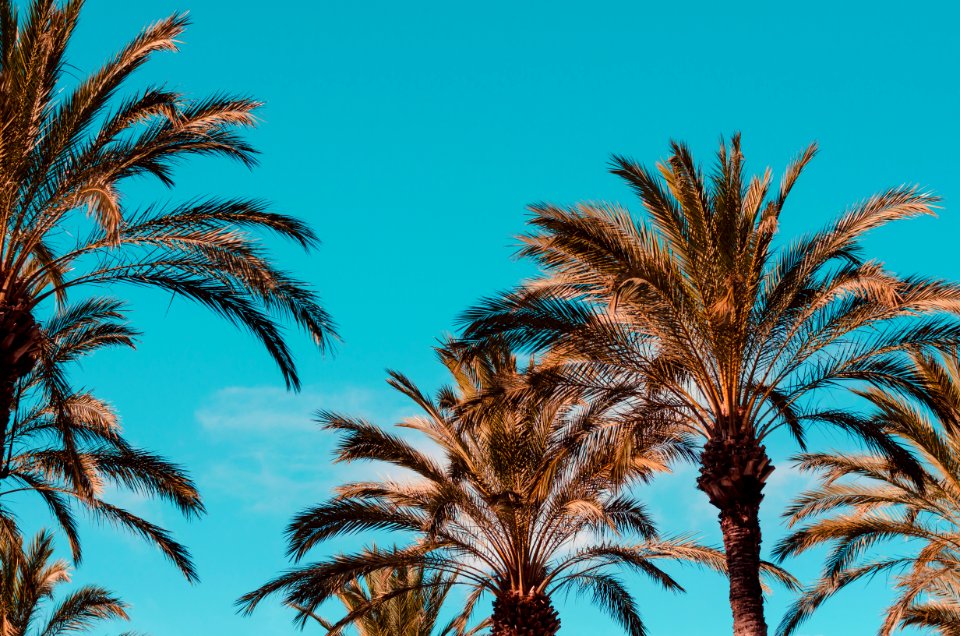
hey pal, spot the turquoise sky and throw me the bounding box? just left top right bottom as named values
left=27, top=0, right=960, bottom=634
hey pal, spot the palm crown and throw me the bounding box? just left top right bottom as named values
left=460, top=135, right=960, bottom=634
left=0, top=529, right=136, bottom=636
left=240, top=341, right=784, bottom=636
left=776, top=351, right=960, bottom=635
left=0, top=0, right=336, bottom=446
left=296, top=565, right=485, bottom=636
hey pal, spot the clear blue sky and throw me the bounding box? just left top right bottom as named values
left=27, top=0, right=960, bottom=634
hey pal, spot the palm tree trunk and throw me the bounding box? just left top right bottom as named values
left=718, top=499, right=766, bottom=636
left=490, top=589, right=560, bottom=636
left=0, top=303, right=40, bottom=464
left=0, top=372, right=14, bottom=473
left=697, top=433, right=773, bottom=636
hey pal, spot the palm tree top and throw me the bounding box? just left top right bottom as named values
left=460, top=134, right=959, bottom=448
left=0, top=529, right=135, bottom=636
left=295, top=563, right=483, bottom=636
left=240, top=341, right=794, bottom=635
left=0, top=0, right=336, bottom=390
left=456, top=135, right=958, bottom=635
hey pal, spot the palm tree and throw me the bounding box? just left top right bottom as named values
left=775, top=351, right=960, bottom=635
left=0, top=529, right=137, bottom=636
left=459, top=135, right=960, bottom=634
left=0, top=0, right=336, bottom=460
left=240, top=341, right=792, bottom=636
left=0, top=297, right=203, bottom=580
left=294, top=564, right=487, bottom=636
left=899, top=580, right=960, bottom=636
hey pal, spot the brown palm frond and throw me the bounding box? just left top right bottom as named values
left=290, top=564, right=480, bottom=636
left=240, top=341, right=772, bottom=636
left=0, top=298, right=202, bottom=580
left=0, top=0, right=335, bottom=410
left=775, top=351, right=960, bottom=635
left=0, top=0, right=329, bottom=581
left=459, top=136, right=951, bottom=634
left=0, top=529, right=132, bottom=635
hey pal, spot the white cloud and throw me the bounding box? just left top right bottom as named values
left=763, top=462, right=816, bottom=513
left=193, top=384, right=422, bottom=515
left=195, top=385, right=382, bottom=433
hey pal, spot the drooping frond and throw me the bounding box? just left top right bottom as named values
left=0, top=299, right=203, bottom=580
left=0, top=0, right=335, bottom=390
left=0, top=529, right=132, bottom=635
left=776, top=351, right=960, bottom=635
left=241, top=341, right=737, bottom=632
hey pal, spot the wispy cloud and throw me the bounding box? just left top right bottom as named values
left=193, top=384, right=419, bottom=515
left=196, top=385, right=384, bottom=433
left=763, top=462, right=816, bottom=513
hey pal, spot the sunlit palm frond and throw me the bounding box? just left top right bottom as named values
left=0, top=2, right=336, bottom=448
left=292, top=564, right=471, bottom=636
left=0, top=529, right=131, bottom=636
left=458, top=135, right=950, bottom=634
left=241, top=341, right=750, bottom=635
left=776, top=351, right=960, bottom=635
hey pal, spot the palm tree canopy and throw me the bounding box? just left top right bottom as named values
left=0, top=529, right=136, bottom=636
left=776, top=351, right=960, bottom=636
left=240, top=341, right=794, bottom=636
left=461, top=134, right=960, bottom=465
left=0, top=297, right=203, bottom=580
left=458, top=135, right=959, bottom=635
left=296, top=564, right=485, bottom=636
left=0, top=0, right=335, bottom=390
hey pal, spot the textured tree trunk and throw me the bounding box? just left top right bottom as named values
left=697, top=433, right=773, bottom=636
left=718, top=499, right=766, bottom=636
left=0, top=372, right=14, bottom=470
left=0, top=302, right=41, bottom=463
left=490, top=589, right=560, bottom=636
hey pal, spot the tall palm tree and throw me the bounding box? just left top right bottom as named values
left=460, top=135, right=960, bottom=634
left=0, top=296, right=204, bottom=579
left=240, top=341, right=792, bottom=636
left=294, top=564, right=487, bottom=636
left=775, top=351, right=960, bottom=635
left=0, top=0, right=336, bottom=460
left=0, top=529, right=137, bottom=636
